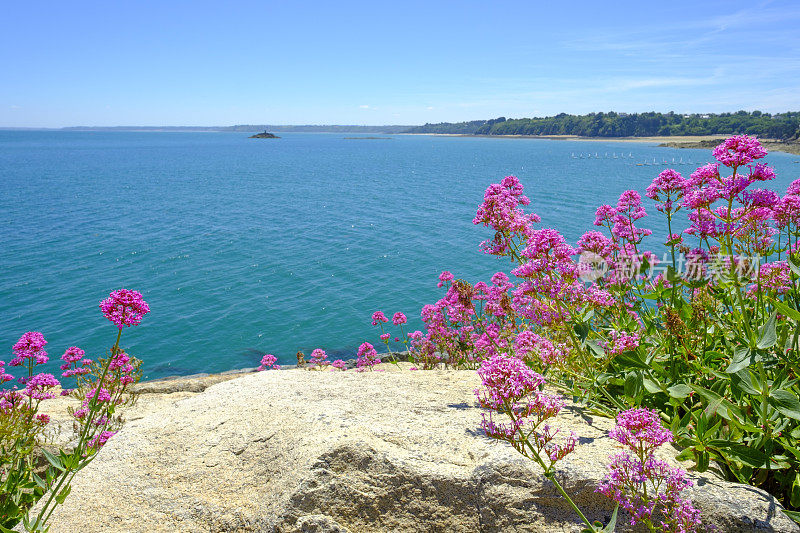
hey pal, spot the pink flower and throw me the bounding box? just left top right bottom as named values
left=371, top=311, right=388, bottom=325
left=11, top=331, right=48, bottom=366
left=688, top=163, right=720, bottom=188
left=609, top=408, right=673, bottom=453
left=598, top=409, right=701, bottom=531
left=99, top=289, right=150, bottom=329
left=392, top=312, right=407, bottom=325
left=748, top=261, right=791, bottom=296
left=87, top=430, right=116, bottom=450
left=356, top=341, right=381, bottom=369
left=742, top=188, right=779, bottom=208
left=577, top=231, right=615, bottom=258
left=748, top=162, right=776, bottom=182
left=0, top=362, right=14, bottom=384
left=712, top=134, right=767, bottom=167
left=61, top=346, right=85, bottom=363
left=604, top=331, right=640, bottom=356
left=23, top=373, right=60, bottom=400
left=379, top=333, right=390, bottom=342
left=331, top=359, right=347, bottom=370
left=86, top=387, right=112, bottom=403
left=309, top=349, right=330, bottom=368
left=473, top=177, right=540, bottom=256
left=514, top=331, right=565, bottom=365
left=475, top=354, right=545, bottom=410
left=437, top=271, right=454, bottom=288
left=594, top=205, right=617, bottom=227
left=646, top=169, right=687, bottom=201
left=258, top=353, right=278, bottom=371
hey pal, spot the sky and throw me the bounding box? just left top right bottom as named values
left=1, top=0, right=800, bottom=127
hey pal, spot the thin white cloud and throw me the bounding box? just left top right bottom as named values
left=359, top=104, right=370, bottom=109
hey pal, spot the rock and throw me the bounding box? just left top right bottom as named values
left=36, top=365, right=798, bottom=532
left=250, top=131, right=280, bottom=139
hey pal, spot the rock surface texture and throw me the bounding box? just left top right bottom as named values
left=40, top=365, right=799, bottom=532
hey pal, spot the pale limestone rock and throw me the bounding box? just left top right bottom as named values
left=34, top=365, right=798, bottom=532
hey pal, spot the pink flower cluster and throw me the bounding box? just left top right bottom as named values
left=60, top=346, right=93, bottom=378
left=604, top=331, right=641, bottom=356
left=514, top=331, right=565, bottom=365
left=11, top=331, right=48, bottom=366
left=476, top=354, right=577, bottom=467
left=646, top=169, right=688, bottom=214
left=748, top=260, right=791, bottom=296
left=356, top=342, right=381, bottom=370
left=609, top=408, right=673, bottom=453
left=371, top=311, right=388, bottom=325
left=598, top=408, right=701, bottom=532
left=512, top=227, right=615, bottom=325
left=23, top=372, right=60, bottom=401
left=258, top=353, right=278, bottom=371
left=309, top=348, right=330, bottom=369
left=473, top=175, right=541, bottom=256
left=711, top=134, right=768, bottom=168
left=99, top=288, right=150, bottom=329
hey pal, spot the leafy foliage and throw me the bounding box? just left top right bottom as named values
left=407, top=111, right=800, bottom=140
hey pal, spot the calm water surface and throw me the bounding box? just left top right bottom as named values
left=1, top=132, right=798, bottom=379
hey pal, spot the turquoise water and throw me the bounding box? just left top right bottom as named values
left=1, top=132, right=798, bottom=380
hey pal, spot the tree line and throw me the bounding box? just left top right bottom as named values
left=406, top=111, right=800, bottom=139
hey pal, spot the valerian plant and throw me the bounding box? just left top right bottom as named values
left=411, top=136, right=800, bottom=521
left=0, top=289, right=148, bottom=532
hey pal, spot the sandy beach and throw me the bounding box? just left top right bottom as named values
left=404, top=133, right=800, bottom=156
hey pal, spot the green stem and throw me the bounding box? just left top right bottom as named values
left=520, top=439, right=597, bottom=530
left=33, top=327, right=123, bottom=530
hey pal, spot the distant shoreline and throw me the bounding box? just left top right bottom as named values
left=402, top=133, right=800, bottom=156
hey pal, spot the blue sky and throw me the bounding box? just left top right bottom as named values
left=1, top=0, right=799, bottom=127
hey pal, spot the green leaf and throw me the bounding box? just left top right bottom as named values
left=730, top=369, right=760, bottom=396
left=782, top=509, right=800, bottom=525
left=791, top=473, right=800, bottom=508
left=602, top=504, right=619, bottom=532
left=32, top=472, right=46, bottom=490
left=789, top=255, right=800, bottom=277
left=643, top=378, right=663, bottom=394
left=697, top=451, right=709, bottom=472
left=709, top=441, right=769, bottom=468
left=769, top=389, right=800, bottom=421
left=772, top=299, right=800, bottom=322
left=54, top=485, right=72, bottom=504
left=624, top=372, right=641, bottom=398
left=756, top=311, right=778, bottom=350
left=586, top=340, right=605, bottom=358
left=41, top=449, right=65, bottom=473
left=574, top=322, right=590, bottom=342
left=690, top=385, right=744, bottom=422
left=714, top=442, right=789, bottom=469
left=667, top=266, right=681, bottom=283
left=675, top=448, right=695, bottom=461
left=614, top=351, right=650, bottom=370
left=667, top=383, right=692, bottom=399
left=726, top=346, right=752, bottom=374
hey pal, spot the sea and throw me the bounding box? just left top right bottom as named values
left=1, top=131, right=798, bottom=380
